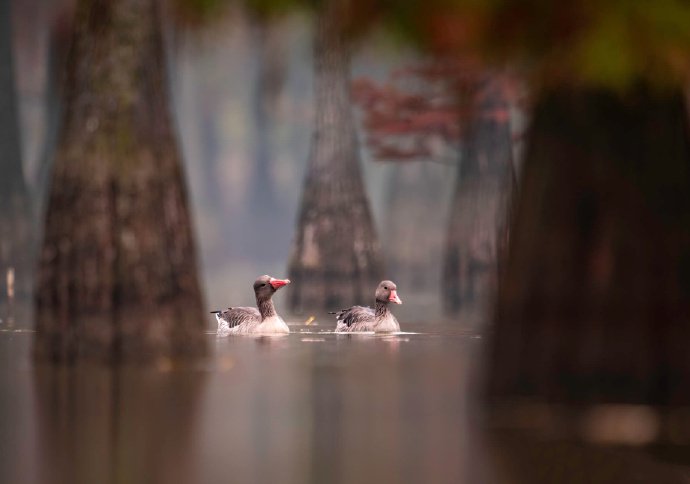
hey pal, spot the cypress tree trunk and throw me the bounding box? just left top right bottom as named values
left=35, top=0, right=205, bottom=363
left=287, top=1, right=383, bottom=313
left=383, top=162, right=454, bottom=317
left=242, top=18, right=288, bottom=261
left=489, top=85, right=690, bottom=405
left=249, top=19, right=284, bottom=211
left=443, top=78, right=514, bottom=319
left=0, top=0, right=33, bottom=326
left=34, top=8, right=71, bottom=223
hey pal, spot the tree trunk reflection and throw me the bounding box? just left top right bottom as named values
left=34, top=364, right=205, bottom=484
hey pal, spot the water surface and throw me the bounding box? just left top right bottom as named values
left=0, top=322, right=487, bottom=484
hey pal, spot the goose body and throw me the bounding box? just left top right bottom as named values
left=333, top=305, right=375, bottom=332
left=212, top=275, right=290, bottom=336
left=333, top=280, right=402, bottom=333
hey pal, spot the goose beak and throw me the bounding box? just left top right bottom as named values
left=269, top=278, right=291, bottom=289
left=389, top=290, right=402, bottom=304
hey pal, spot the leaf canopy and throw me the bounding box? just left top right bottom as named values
left=197, top=0, right=690, bottom=89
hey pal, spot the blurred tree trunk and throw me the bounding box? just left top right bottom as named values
left=490, top=85, right=690, bottom=405
left=35, top=0, right=205, bottom=363
left=0, top=0, right=33, bottom=326
left=443, top=78, right=514, bottom=319
left=242, top=17, right=288, bottom=260
left=35, top=4, right=71, bottom=221
left=249, top=19, right=285, bottom=211
left=287, top=0, right=382, bottom=313
left=384, top=162, right=454, bottom=316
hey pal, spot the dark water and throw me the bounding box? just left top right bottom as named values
left=0, top=323, right=489, bottom=484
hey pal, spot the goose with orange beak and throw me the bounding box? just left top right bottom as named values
left=211, top=275, right=291, bottom=335
left=331, top=280, right=402, bottom=333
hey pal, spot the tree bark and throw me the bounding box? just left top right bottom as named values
left=0, top=0, right=33, bottom=326
left=443, top=77, right=514, bottom=319
left=35, top=0, right=205, bottom=363
left=287, top=0, right=383, bottom=313
left=489, top=84, right=690, bottom=405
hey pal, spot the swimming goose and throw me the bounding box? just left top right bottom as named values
left=211, top=275, right=290, bottom=335
left=332, top=280, right=402, bottom=333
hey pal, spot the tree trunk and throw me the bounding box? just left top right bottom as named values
left=443, top=78, right=514, bottom=320
left=0, top=0, right=33, bottom=326
left=249, top=19, right=284, bottom=210
left=34, top=6, right=72, bottom=223
left=241, top=18, right=289, bottom=261
left=287, top=0, right=383, bottom=313
left=35, top=0, right=205, bottom=363
left=489, top=84, right=690, bottom=405
left=383, top=161, right=454, bottom=318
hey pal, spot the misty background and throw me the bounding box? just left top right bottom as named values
left=4, top=1, right=690, bottom=483
left=12, top=2, right=475, bottom=325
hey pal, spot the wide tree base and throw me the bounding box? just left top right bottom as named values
left=490, top=84, right=690, bottom=405
left=34, top=0, right=206, bottom=364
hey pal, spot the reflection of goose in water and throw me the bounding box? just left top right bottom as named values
left=211, top=275, right=291, bottom=336
left=331, top=280, right=402, bottom=333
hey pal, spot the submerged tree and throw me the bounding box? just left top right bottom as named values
left=34, top=3, right=72, bottom=220
left=492, top=84, right=690, bottom=405
left=0, top=0, right=33, bottom=325
left=287, top=0, right=383, bottom=313
left=353, top=0, right=690, bottom=410
left=35, top=0, right=205, bottom=363
left=443, top=76, right=514, bottom=317
left=353, top=65, right=516, bottom=319
left=353, top=67, right=461, bottom=310
left=473, top=3, right=690, bottom=407
left=242, top=15, right=290, bottom=260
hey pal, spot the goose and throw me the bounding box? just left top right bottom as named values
left=211, top=275, right=290, bottom=335
left=331, top=280, right=402, bottom=333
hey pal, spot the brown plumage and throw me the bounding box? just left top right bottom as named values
left=212, top=275, right=291, bottom=335
left=332, top=280, right=402, bottom=333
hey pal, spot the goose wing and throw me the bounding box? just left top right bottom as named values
left=332, top=306, right=375, bottom=332
left=215, top=307, right=260, bottom=328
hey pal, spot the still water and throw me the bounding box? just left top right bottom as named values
left=0, top=323, right=488, bottom=484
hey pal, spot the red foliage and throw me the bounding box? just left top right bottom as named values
left=352, top=60, right=521, bottom=162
